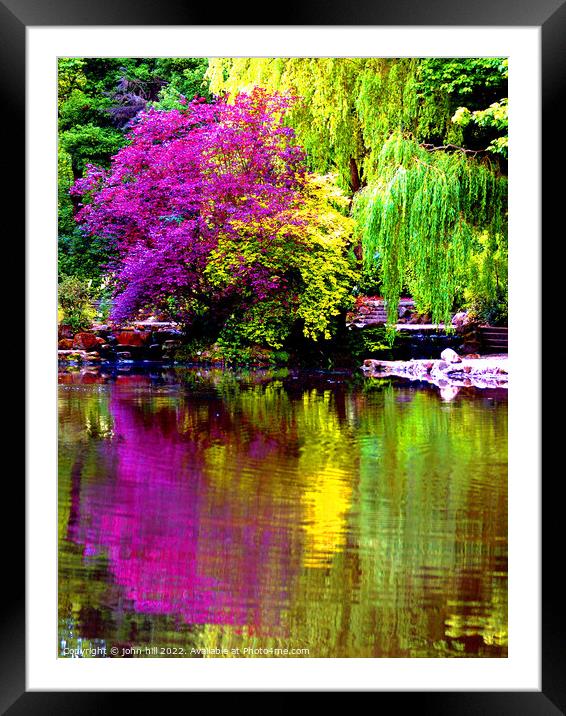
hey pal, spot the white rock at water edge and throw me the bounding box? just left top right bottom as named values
left=440, top=348, right=462, bottom=364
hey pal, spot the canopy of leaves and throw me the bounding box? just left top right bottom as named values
left=206, top=58, right=508, bottom=191
left=72, top=90, right=355, bottom=346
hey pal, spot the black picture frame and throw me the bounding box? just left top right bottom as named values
left=5, top=0, right=555, bottom=710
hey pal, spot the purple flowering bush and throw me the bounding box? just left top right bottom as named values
left=72, top=89, right=354, bottom=347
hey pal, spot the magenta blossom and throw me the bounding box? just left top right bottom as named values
left=72, top=89, right=309, bottom=325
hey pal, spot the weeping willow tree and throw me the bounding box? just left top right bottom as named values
left=206, top=58, right=508, bottom=329
left=353, top=133, right=507, bottom=330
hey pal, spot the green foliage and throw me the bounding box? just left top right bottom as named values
left=57, top=58, right=87, bottom=103
left=418, top=58, right=507, bottom=101
left=462, top=230, right=508, bottom=324
left=58, top=275, right=95, bottom=331
left=353, top=134, right=507, bottom=331
left=452, top=99, right=508, bottom=158
left=218, top=304, right=293, bottom=351
left=59, top=124, right=126, bottom=175
left=353, top=261, right=383, bottom=298
left=294, top=174, right=357, bottom=339
left=58, top=89, right=109, bottom=131
left=58, top=232, right=114, bottom=287
left=214, top=332, right=276, bottom=366
left=152, top=58, right=211, bottom=109
left=58, top=148, right=75, bottom=235
left=204, top=173, right=356, bottom=347
left=173, top=332, right=290, bottom=366
left=347, top=326, right=393, bottom=364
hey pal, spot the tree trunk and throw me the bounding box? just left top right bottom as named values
left=349, top=157, right=361, bottom=193
left=349, top=157, right=363, bottom=261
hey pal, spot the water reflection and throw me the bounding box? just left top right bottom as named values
left=59, top=366, right=507, bottom=657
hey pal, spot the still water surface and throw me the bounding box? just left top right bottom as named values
left=59, top=366, right=507, bottom=658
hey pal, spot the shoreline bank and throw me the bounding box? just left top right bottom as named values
left=361, top=354, right=508, bottom=390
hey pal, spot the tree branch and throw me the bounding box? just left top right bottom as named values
left=419, top=142, right=490, bottom=156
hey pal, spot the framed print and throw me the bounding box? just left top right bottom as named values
left=4, top=0, right=557, bottom=709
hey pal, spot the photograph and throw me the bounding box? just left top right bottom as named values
left=57, top=55, right=509, bottom=660
left=3, top=5, right=553, bottom=704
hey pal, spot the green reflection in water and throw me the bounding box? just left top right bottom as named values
left=58, top=368, right=507, bottom=658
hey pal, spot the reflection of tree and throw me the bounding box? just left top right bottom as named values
left=59, top=372, right=507, bottom=657
left=347, top=385, right=508, bottom=656
left=68, top=387, right=301, bottom=631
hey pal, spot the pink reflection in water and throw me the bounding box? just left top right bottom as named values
left=72, top=388, right=298, bottom=630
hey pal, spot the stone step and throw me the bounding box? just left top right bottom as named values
left=483, top=338, right=508, bottom=343
left=479, top=328, right=508, bottom=336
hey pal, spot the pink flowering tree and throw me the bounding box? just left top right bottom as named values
left=72, top=89, right=354, bottom=346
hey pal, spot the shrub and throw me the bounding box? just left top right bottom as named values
left=58, top=275, right=95, bottom=331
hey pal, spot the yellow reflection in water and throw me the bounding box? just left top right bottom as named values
left=301, top=472, right=352, bottom=568
left=297, top=389, right=355, bottom=568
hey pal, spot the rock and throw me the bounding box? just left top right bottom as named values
left=441, top=348, right=461, bottom=363
left=73, top=332, right=101, bottom=351
left=451, top=311, right=473, bottom=329
left=58, top=324, right=74, bottom=340
left=58, top=338, right=74, bottom=350
left=115, top=330, right=152, bottom=347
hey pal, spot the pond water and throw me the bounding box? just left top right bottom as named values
left=58, top=366, right=507, bottom=658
